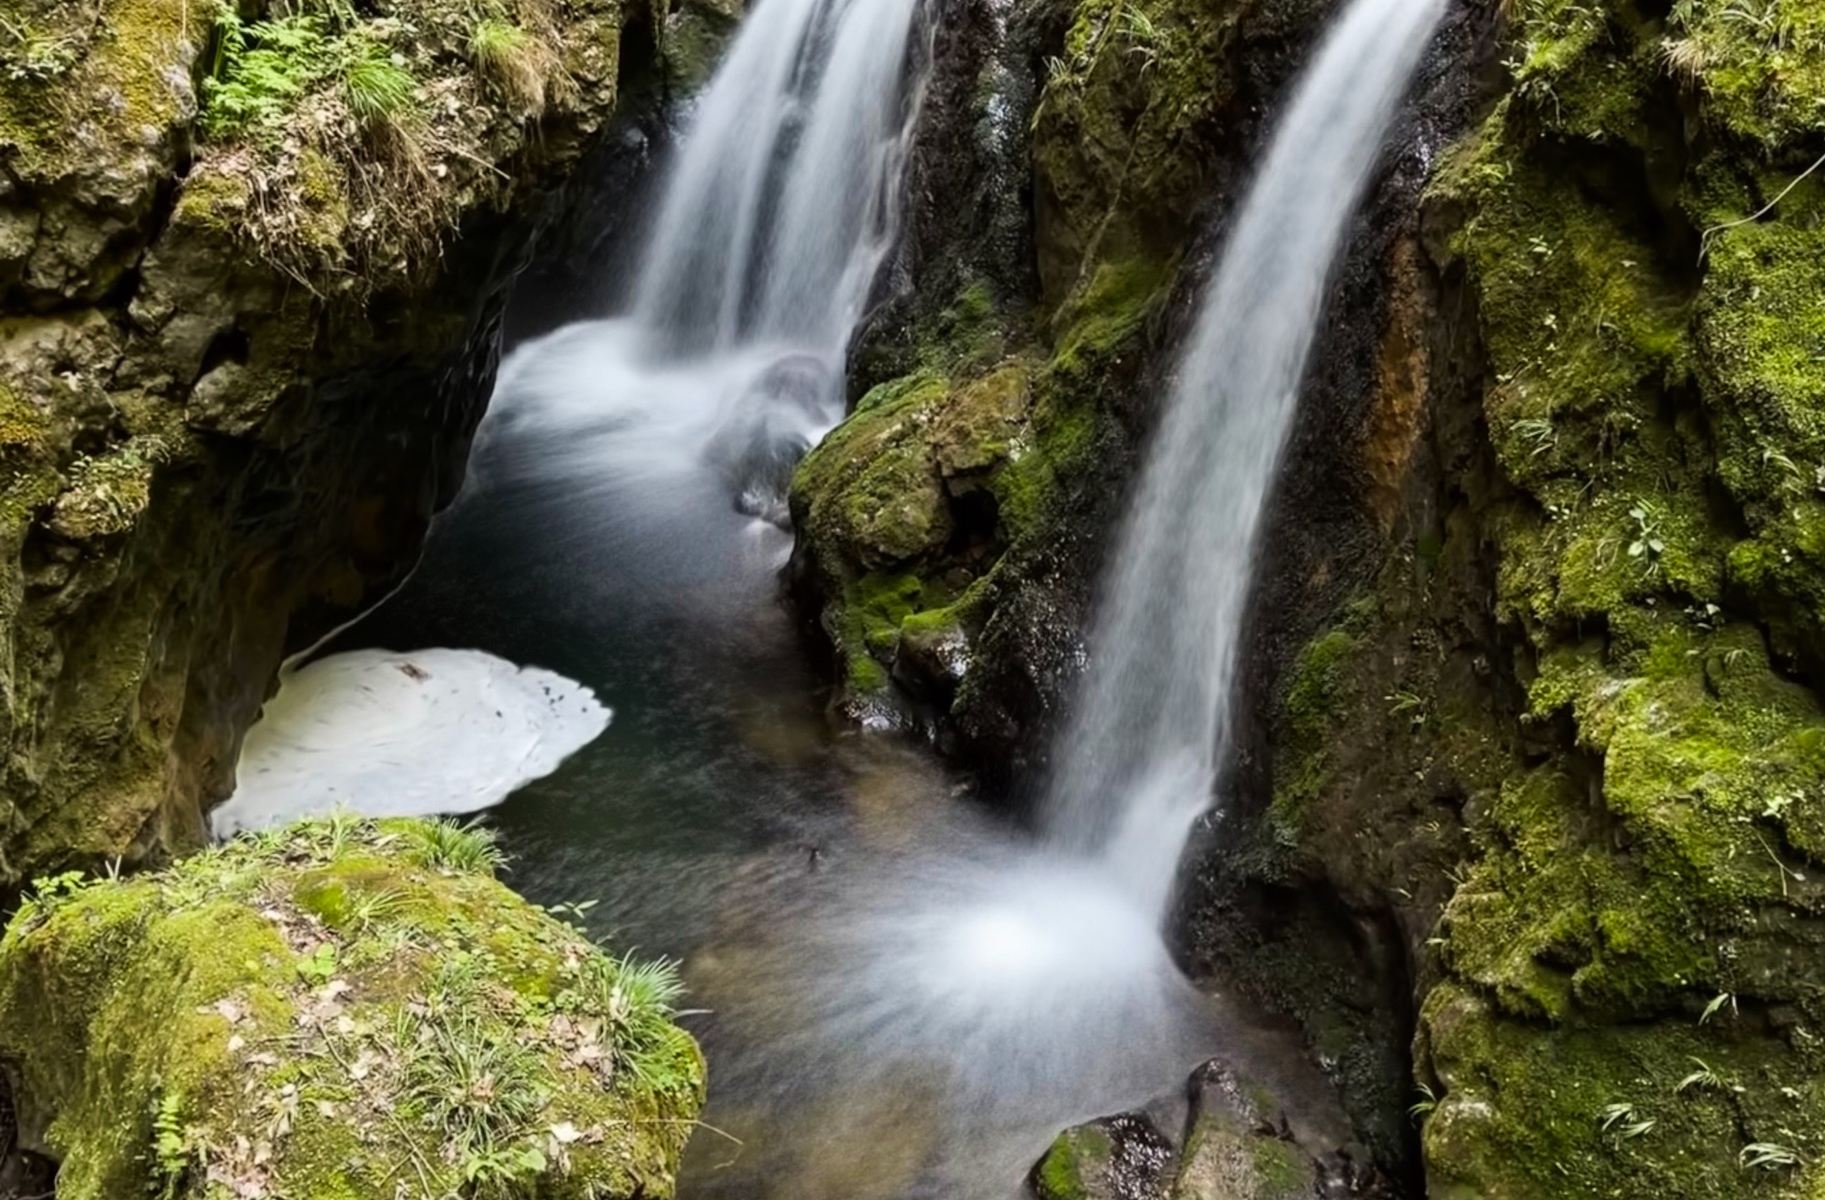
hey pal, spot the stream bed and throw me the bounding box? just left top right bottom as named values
left=268, top=319, right=1349, bottom=1200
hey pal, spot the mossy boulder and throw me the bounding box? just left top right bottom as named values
left=788, top=265, right=1161, bottom=737
left=0, top=816, right=704, bottom=1199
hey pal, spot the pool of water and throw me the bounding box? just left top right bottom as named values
left=305, top=322, right=1337, bottom=1199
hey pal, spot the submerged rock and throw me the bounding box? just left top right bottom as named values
left=1032, top=1115, right=1175, bottom=1200
left=0, top=815, right=704, bottom=1199
left=1029, top=1059, right=1395, bottom=1200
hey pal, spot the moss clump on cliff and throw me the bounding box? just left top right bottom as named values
left=790, top=262, right=1164, bottom=723
left=0, top=815, right=704, bottom=1199
left=1029, top=0, right=1248, bottom=300
left=176, top=0, right=625, bottom=290
left=1342, top=0, right=1825, bottom=1193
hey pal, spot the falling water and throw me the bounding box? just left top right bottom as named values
left=634, top=0, right=923, bottom=356
left=220, top=0, right=929, bottom=835
left=224, top=0, right=1447, bottom=1192
left=1044, top=0, right=1446, bottom=915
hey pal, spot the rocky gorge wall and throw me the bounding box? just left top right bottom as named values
left=0, top=0, right=663, bottom=893
left=795, top=0, right=1825, bottom=1195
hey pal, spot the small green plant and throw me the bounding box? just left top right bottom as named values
left=544, top=898, right=600, bottom=926
left=345, top=886, right=407, bottom=932
left=318, top=808, right=368, bottom=859
left=1626, top=501, right=1666, bottom=579
left=470, top=18, right=548, bottom=114
left=1675, top=1057, right=1723, bottom=1094
left=1740, top=1140, right=1804, bottom=1170
left=1386, top=690, right=1429, bottom=730
left=1118, top=4, right=1163, bottom=72
left=151, top=1092, right=198, bottom=1199
left=344, top=43, right=417, bottom=127
left=401, top=1006, right=552, bottom=1190
left=564, top=953, right=695, bottom=1091
left=202, top=11, right=338, bottom=139
left=1700, top=991, right=1737, bottom=1024
left=296, top=942, right=340, bottom=986
left=0, top=15, right=78, bottom=82
left=1510, top=416, right=1557, bottom=459
left=1408, top=1083, right=1439, bottom=1124
left=16, top=870, right=93, bottom=926
left=404, top=818, right=509, bottom=875
left=1598, top=1101, right=1655, bottom=1145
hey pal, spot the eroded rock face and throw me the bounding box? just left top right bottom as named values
left=0, top=0, right=657, bottom=888
left=1181, top=1, right=1825, bottom=1197
left=0, top=816, right=704, bottom=1198
left=791, top=0, right=1342, bottom=774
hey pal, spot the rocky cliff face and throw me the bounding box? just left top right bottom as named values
left=790, top=0, right=1337, bottom=779
left=798, top=0, right=1825, bottom=1194
left=0, top=0, right=657, bottom=891
left=1185, top=0, right=1825, bottom=1195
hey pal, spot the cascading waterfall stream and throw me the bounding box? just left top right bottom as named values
left=1044, top=0, right=1447, bottom=916
left=217, top=0, right=1447, bottom=1193
left=217, top=0, right=928, bottom=834
left=634, top=0, right=922, bottom=356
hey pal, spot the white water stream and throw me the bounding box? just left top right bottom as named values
left=219, top=0, right=1446, bottom=1192
left=1044, top=0, right=1448, bottom=916
left=220, top=0, right=926, bottom=833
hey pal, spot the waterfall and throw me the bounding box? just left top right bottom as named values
left=456, top=0, right=929, bottom=533
left=633, top=0, right=923, bottom=358
left=1044, top=0, right=1446, bottom=914
left=217, top=0, right=929, bottom=837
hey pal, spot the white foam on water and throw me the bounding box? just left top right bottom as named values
left=212, top=648, right=610, bottom=836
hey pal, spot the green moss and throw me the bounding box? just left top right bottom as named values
left=0, top=0, right=203, bottom=186
left=1662, top=0, right=1825, bottom=147
left=1033, top=1124, right=1112, bottom=1200
left=1326, top=4, right=1825, bottom=1192
left=1423, top=981, right=1825, bottom=1199
left=1266, top=627, right=1361, bottom=845
left=1031, top=0, right=1244, bottom=300
left=0, top=817, right=704, bottom=1200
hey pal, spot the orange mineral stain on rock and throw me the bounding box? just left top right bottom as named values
left=1362, top=236, right=1430, bottom=530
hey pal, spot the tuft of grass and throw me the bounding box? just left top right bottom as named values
left=565, top=953, right=696, bottom=1091
left=402, top=818, right=509, bottom=875
left=1740, top=1141, right=1804, bottom=1170
left=344, top=43, right=418, bottom=128
left=400, top=1005, right=552, bottom=1191
left=470, top=18, right=551, bottom=117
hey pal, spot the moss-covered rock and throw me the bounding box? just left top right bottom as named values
left=1029, top=1114, right=1177, bottom=1200
left=0, top=816, right=703, bottom=1199
left=0, top=0, right=659, bottom=889
left=792, top=0, right=1339, bottom=760
left=1180, top=0, right=1825, bottom=1194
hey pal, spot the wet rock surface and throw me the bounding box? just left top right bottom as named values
left=1029, top=1059, right=1402, bottom=1200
